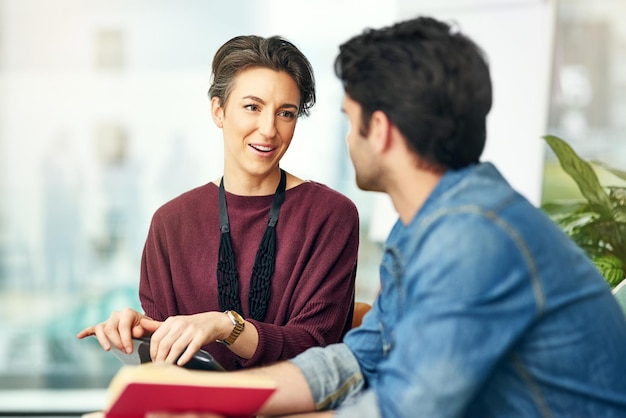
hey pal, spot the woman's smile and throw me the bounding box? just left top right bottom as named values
left=249, top=143, right=276, bottom=154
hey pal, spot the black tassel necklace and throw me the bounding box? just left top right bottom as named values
left=216, top=169, right=286, bottom=321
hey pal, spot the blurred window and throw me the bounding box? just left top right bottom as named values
left=542, top=0, right=626, bottom=202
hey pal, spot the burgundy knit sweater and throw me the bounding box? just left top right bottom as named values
left=139, top=180, right=359, bottom=370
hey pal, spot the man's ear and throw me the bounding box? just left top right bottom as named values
left=211, top=97, right=224, bottom=128
left=368, top=110, right=392, bottom=153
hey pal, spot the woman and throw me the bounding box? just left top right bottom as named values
left=77, top=35, right=359, bottom=371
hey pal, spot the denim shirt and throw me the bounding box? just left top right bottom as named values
left=291, top=162, right=626, bottom=417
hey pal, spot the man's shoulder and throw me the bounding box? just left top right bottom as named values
left=423, top=163, right=528, bottom=221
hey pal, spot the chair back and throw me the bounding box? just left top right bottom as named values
left=352, top=301, right=372, bottom=329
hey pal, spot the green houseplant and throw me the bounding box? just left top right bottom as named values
left=541, top=135, right=626, bottom=288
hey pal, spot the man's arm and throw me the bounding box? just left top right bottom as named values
left=242, top=343, right=367, bottom=417
left=243, top=361, right=317, bottom=416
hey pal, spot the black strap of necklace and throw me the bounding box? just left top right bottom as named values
left=216, top=169, right=287, bottom=321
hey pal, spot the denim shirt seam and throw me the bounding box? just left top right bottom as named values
left=511, top=352, right=554, bottom=418
left=316, top=372, right=364, bottom=410
left=418, top=202, right=546, bottom=316
left=384, top=245, right=406, bottom=301
left=483, top=210, right=546, bottom=315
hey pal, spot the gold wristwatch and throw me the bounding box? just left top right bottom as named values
left=217, top=310, right=245, bottom=346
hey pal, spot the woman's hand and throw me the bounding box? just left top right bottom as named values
left=141, top=311, right=232, bottom=366
left=76, top=307, right=154, bottom=355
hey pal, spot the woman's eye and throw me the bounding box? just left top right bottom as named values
left=278, top=110, right=296, bottom=119
left=244, top=104, right=259, bottom=111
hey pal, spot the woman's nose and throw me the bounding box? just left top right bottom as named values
left=258, top=112, right=277, bottom=138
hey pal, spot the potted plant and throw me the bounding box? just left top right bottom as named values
left=541, top=135, right=626, bottom=290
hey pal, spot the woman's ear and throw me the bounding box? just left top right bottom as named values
left=211, top=97, right=224, bottom=128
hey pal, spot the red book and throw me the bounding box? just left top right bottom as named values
left=103, top=364, right=276, bottom=418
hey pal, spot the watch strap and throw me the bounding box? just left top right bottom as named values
left=217, top=310, right=245, bottom=346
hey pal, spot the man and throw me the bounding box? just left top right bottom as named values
left=152, top=16, right=626, bottom=417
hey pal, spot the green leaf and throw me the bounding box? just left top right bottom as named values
left=541, top=200, right=588, bottom=217
left=590, top=160, right=626, bottom=182
left=541, top=200, right=589, bottom=217
left=543, top=135, right=613, bottom=217
left=613, top=205, right=626, bottom=223
left=592, top=254, right=625, bottom=288
left=576, top=219, right=620, bottom=247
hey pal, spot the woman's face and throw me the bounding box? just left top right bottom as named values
left=212, top=67, right=301, bottom=181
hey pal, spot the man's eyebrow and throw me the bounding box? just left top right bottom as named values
left=243, top=95, right=298, bottom=110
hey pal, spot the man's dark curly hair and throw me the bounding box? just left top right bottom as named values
left=335, top=16, right=492, bottom=170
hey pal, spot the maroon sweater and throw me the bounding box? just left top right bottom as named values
left=139, top=180, right=359, bottom=370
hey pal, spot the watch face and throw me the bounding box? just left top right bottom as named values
left=229, top=310, right=244, bottom=324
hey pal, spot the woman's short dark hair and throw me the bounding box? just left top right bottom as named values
left=334, top=17, right=492, bottom=170
left=208, top=35, right=316, bottom=117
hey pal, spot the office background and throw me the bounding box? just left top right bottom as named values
left=1, top=0, right=625, bottom=413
